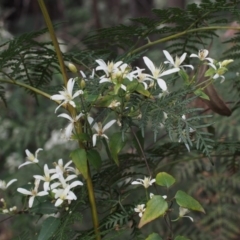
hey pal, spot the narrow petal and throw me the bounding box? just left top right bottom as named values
left=72, top=90, right=83, bottom=99
left=143, top=57, right=155, bottom=74
left=58, top=113, right=73, bottom=121
left=163, top=50, right=174, bottom=65
left=160, top=68, right=179, bottom=77
left=67, top=78, right=75, bottom=95
left=17, top=188, right=32, bottom=195
left=51, top=94, right=66, bottom=101
left=33, top=175, right=45, bottom=181
left=92, top=134, right=97, bottom=146
left=66, top=191, right=77, bottom=200
left=28, top=196, right=35, bottom=208
left=131, top=181, right=141, bottom=185
left=157, top=79, right=167, bottom=91
left=183, top=64, right=194, bottom=70
left=6, top=179, right=17, bottom=188
left=102, top=120, right=116, bottom=132
left=179, top=53, right=187, bottom=64
left=55, top=198, right=63, bottom=207
left=18, top=161, right=33, bottom=169
left=64, top=123, right=74, bottom=139
left=189, top=53, right=198, bottom=58
left=69, top=181, right=83, bottom=189
left=37, top=191, right=49, bottom=196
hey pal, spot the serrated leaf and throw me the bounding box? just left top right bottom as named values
left=37, top=217, right=60, bottom=240
left=138, top=195, right=168, bottom=228
left=174, top=236, right=191, bottom=240
left=70, top=148, right=88, bottom=179
left=87, top=149, right=102, bottom=170
left=30, top=202, right=58, bottom=215
left=156, top=172, right=176, bottom=188
left=109, top=132, right=126, bottom=165
left=175, top=190, right=205, bottom=213
left=146, top=232, right=163, bottom=240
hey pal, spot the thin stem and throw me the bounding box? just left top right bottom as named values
left=86, top=163, right=101, bottom=240
left=128, top=26, right=240, bottom=56
left=38, top=0, right=68, bottom=86
left=0, top=78, right=56, bottom=102
left=131, top=127, right=151, bottom=176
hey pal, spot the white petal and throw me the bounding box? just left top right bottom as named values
left=72, top=90, right=83, bottom=99
left=160, top=68, right=179, bottom=77
left=55, top=198, right=63, bottom=207
left=66, top=191, right=77, bottom=200
left=37, top=191, right=49, bottom=196
left=67, top=78, right=75, bottom=95
left=183, top=64, right=194, bottom=70
left=28, top=196, right=35, bottom=208
left=58, top=113, right=73, bottom=121
left=189, top=53, right=198, bottom=58
left=179, top=53, right=187, bottom=64
left=143, top=57, right=155, bottom=74
left=33, top=175, right=45, bottom=181
left=102, top=120, right=116, bottom=132
left=6, top=179, right=17, bottom=188
left=17, top=188, right=32, bottom=195
left=51, top=94, right=66, bottom=101
left=163, top=50, right=174, bottom=65
left=65, top=123, right=74, bottom=139
left=131, top=181, right=141, bottom=185
left=69, top=181, right=83, bottom=189
left=92, top=134, right=97, bottom=146
left=18, top=161, right=33, bottom=169
left=65, top=175, right=77, bottom=182
left=157, top=79, right=167, bottom=91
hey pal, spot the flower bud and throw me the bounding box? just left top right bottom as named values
left=80, top=79, right=86, bottom=89
left=68, top=63, right=78, bottom=73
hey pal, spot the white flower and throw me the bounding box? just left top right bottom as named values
left=52, top=185, right=77, bottom=207
left=95, top=59, right=124, bottom=77
left=58, top=112, right=84, bottom=139
left=53, top=159, right=73, bottom=174
left=190, top=49, right=213, bottom=63
left=17, top=179, right=48, bottom=208
left=33, top=164, right=58, bottom=191
left=18, top=148, right=43, bottom=169
left=131, top=176, right=156, bottom=189
left=92, top=120, right=116, bottom=146
left=0, top=179, right=17, bottom=190
left=108, top=100, right=121, bottom=108
left=50, top=172, right=83, bottom=190
left=179, top=207, right=194, bottom=222
left=207, top=60, right=233, bottom=83
left=51, top=78, right=83, bottom=113
left=143, top=56, right=179, bottom=92
left=163, top=50, right=194, bottom=70
left=134, top=204, right=146, bottom=217
left=135, top=67, right=152, bottom=89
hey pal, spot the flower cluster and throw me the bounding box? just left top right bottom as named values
left=0, top=148, right=84, bottom=211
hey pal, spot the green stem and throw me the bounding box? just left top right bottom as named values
left=0, top=78, right=55, bottom=101
left=128, top=26, right=240, bottom=56
left=86, top=163, right=101, bottom=240
left=38, top=0, right=68, bottom=86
